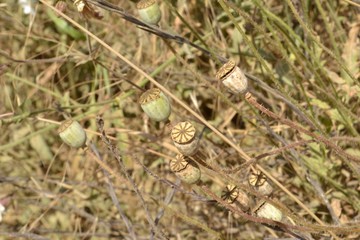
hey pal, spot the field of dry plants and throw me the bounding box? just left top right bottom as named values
left=1, top=0, right=360, bottom=239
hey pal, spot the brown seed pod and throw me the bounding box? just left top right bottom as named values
left=55, top=0, right=67, bottom=14
left=73, top=0, right=103, bottom=19
left=171, top=121, right=199, bottom=156
left=170, top=154, right=201, bottom=184
left=73, top=0, right=85, bottom=12
left=248, top=170, right=273, bottom=196
left=222, top=184, right=251, bottom=212
left=253, top=200, right=283, bottom=221
left=216, top=60, right=248, bottom=94
left=139, top=88, right=171, bottom=122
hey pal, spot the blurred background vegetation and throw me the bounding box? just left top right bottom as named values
left=0, top=0, right=359, bottom=239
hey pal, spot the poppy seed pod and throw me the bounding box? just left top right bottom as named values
left=55, top=0, right=67, bottom=14
left=170, top=154, right=201, bottom=184
left=0, top=203, right=5, bottom=222
left=221, top=184, right=251, bottom=212
left=171, top=121, right=200, bottom=156
left=248, top=170, right=273, bottom=196
left=216, top=60, right=248, bottom=94
left=139, top=88, right=171, bottom=122
left=254, top=201, right=283, bottom=222
left=58, top=119, right=87, bottom=148
left=73, top=0, right=85, bottom=12
left=136, top=0, right=161, bottom=25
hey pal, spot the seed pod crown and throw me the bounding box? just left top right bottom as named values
left=171, top=121, right=200, bottom=156
left=170, top=154, right=201, bottom=184
left=248, top=170, right=273, bottom=196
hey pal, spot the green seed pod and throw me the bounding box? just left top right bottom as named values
left=216, top=60, right=248, bottom=94
left=139, top=88, right=171, bottom=122
left=170, top=154, right=201, bottom=184
left=58, top=119, right=87, bottom=148
left=248, top=170, right=273, bottom=196
left=171, top=121, right=199, bottom=156
left=136, top=0, right=161, bottom=25
left=221, top=184, right=251, bottom=212
left=254, top=201, right=283, bottom=221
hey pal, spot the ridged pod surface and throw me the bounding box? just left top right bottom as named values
left=139, top=88, right=171, bottom=122
left=254, top=201, right=283, bottom=221
left=216, top=60, right=248, bottom=94
left=58, top=119, right=87, bottom=148
left=136, top=0, right=161, bottom=25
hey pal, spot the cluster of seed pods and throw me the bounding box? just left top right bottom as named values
left=56, top=34, right=282, bottom=220
left=217, top=60, right=283, bottom=221
left=137, top=87, right=202, bottom=184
